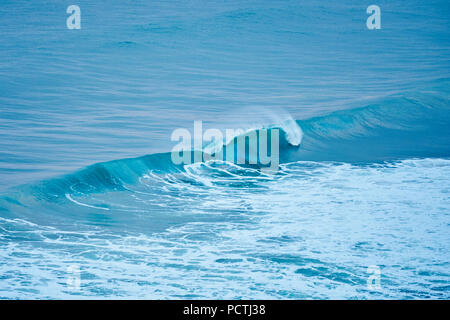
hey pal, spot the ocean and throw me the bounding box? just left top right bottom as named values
left=0, top=0, right=449, bottom=299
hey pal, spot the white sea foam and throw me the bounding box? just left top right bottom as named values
left=0, top=159, right=448, bottom=299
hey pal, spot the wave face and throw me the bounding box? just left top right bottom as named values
left=290, top=91, right=450, bottom=163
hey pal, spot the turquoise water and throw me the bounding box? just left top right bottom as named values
left=0, top=0, right=449, bottom=299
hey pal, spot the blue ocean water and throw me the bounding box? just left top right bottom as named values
left=0, top=0, right=449, bottom=299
